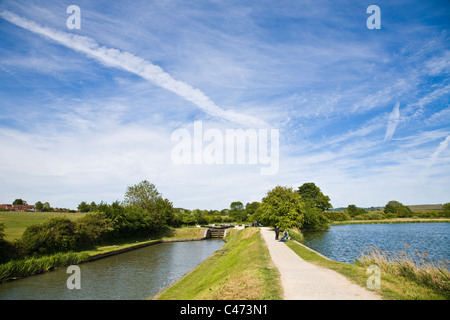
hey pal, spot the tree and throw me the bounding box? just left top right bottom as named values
left=301, top=206, right=329, bottom=231
left=42, top=202, right=52, bottom=212
left=256, top=186, right=304, bottom=229
left=35, top=201, right=44, bottom=212
left=124, top=180, right=160, bottom=211
left=245, top=202, right=260, bottom=216
left=346, top=204, right=368, bottom=218
left=297, top=183, right=332, bottom=231
left=20, top=216, right=77, bottom=255
left=384, top=200, right=412, bottom=218
left=75, top=212, right=113, bottom=248
left=229, top=201, right=247, bottom=222
left=77, top=201, right=90, bottom=213
left=123, top=180, right=174, bottom=228
left=443, top=202, right=450, bottom=217
left=13, top=199, right=27, bottom=205
left=297, top=183, right=332, bottom=211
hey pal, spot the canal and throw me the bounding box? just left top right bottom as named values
left=0, top=239, right=224, bottom=300
left=302, top=222, right=450, bottom=265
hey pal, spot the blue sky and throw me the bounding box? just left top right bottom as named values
left=0, top=0, right=449, bottom=210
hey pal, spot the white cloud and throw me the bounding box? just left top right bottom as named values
left=0, top=10, right=266, bottom=128
left=429, top=135, right=450, bottom=168
left=384, top=102, right=400, bottom=142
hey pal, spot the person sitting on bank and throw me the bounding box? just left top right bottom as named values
left=280, top=229, right=289, bottom=242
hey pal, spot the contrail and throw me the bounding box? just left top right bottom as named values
left=0, top=10, right=267, bottom=128
left=384, top=102, right=400, bottom=142
left=429, top=134, right=450, bottom=168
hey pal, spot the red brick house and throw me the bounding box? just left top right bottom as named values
left=0, top=204, right=36, bottom=211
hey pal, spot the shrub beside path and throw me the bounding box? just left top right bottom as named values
left=260, top=227, right=381, bottom=300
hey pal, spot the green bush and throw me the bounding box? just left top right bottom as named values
left=354, top=212, right=386, bottom=220
left=287, top=228, right=304, bottom=242
left=75, top=212, right=113, bottom=248
left=20, top=216, right=77, bottom=255
left=301, top=206, right=329, bottom=231
left=323, top=211, right=351, bottom=221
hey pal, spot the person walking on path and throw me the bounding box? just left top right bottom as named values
left=274, top=225, right=280, bottom=240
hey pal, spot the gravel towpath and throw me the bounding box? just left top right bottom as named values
left=260, top=227, right=381, bottom=300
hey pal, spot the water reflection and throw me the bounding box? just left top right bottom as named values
left=0, top=239, right=224, bottom=300
left=302, top=223, right=450, bottom=265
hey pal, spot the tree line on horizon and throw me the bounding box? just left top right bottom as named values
left=1, top=180, right=449, bottom=263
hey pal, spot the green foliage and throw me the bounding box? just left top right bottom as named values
left=256, top=186, right=304, bottom=229
left=301, top=206, right=329, bottom=231
left=0, top=251, right=90, bottom=282
left=13, top=199, right=26, bottom=205
left=287, top=228, right=304, bottom=242
left=75, top=211, right=113, bottom=248
left=20, top=216, right=77, bottom=255
left=442, top=202, right=450, bottom=217
left=0, top=222, right=5, bottom=241
left=35, top=201, right=43, bottom=212
left=35, top=201, right=52, bottom=212
left=346, top=204, right=368, bottom=218
left=123, top=180, right=174, bottom=228
left=323, top=211, right=351, bottom=221
left=297, top=182, right=332, bottom=211
left=384, top=201, right=413, bottom=218
left=77, top=201, right=97, bottom=213
left=354, top=212, right=386, bottom=220
left=229, top=201, right=247, bottom=222
left=245, top=201, right=260, bottom=217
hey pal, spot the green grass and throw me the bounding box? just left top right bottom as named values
left=355, top=245, right=450, bottom=298
left=155, top=227, right=283, bottom=300
left=0, top=251, right=90, bottom=282
left=0, top=211, right=85, bottom=241
left=285, top=240, right=449, bottom=300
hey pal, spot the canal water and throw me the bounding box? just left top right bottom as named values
left=302, top=223, right=450, bottom=265
left=0, top=239, right=224, bottom=300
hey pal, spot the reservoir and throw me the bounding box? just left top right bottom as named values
left=0, top=238, right=224, bottom=300
left=302, top=223, right=450, bottom=265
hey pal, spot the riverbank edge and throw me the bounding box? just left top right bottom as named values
left=0, top=228, right=212, bottom=283
left=330, top=218, right=450, bottom=225
left=88, top=236, right=209, bottom=262
left=153, top=227, right=283, bottom=300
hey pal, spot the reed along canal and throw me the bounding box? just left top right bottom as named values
left=0, top=239, right=224, bottom=300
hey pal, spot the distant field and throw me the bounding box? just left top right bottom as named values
left=0, top=211, right=85, bottom=241
left=408, top=204, right=443, bottom=212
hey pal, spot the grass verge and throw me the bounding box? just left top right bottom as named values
left=154, top=227, right=283, bottom=300
left=285, top=240, right=449, bottom=300
left=0, top=251, right=90, bottom=282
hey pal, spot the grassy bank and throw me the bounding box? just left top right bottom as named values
left=154, top=227, right=283, bottom=300
left=84, top=226, right=205, bottom=256
left=0, top=211, right=85, bottom=241
left=0, top=251, right=90, bottom=282
left=285, top=240, right=449, bottom=300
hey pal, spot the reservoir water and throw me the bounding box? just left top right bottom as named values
left=0, top=239, right=224, bottom=300
left=302, top=223, right=450, bottom=265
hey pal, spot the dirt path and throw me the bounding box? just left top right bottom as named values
left=260, top=227, right=381, bottom=300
